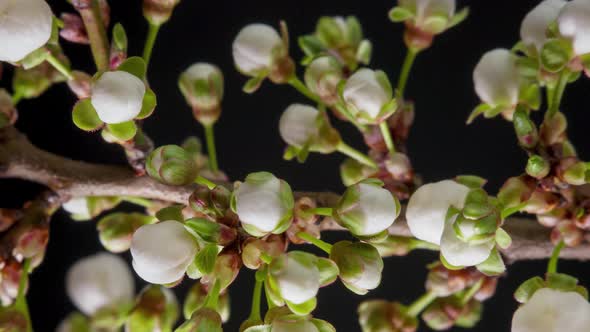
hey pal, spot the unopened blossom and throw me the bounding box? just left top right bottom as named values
left=66, top=253, right=134, bottom=315
left=558, top=0, right=590, bottom=56
left=91, top=71, right=146, bottom=124
left=0, top=0, right=53, bottom=62
left=232, top=24, right=285, bottom=76
left=512, top=288, right=590, bottom=332
left=131, top=220, right=199, bottom=284
left=234, top=172, right=294, bottom=237
left=178, top=62, right=224, bottom=125
left=439, top=214, right=496, bottom=267
left=406, top=180, right=470, bottom=245
left=398, top=0, right=457, bottom=34
left=269, top=251, right=320, bottom=305
left=279, top=104, right=320, bottom=148
left=342, top=68, right=394, bottom=124
left=473, top=49, right=520, bottom=109
left=520, top=0, right=566, bottom=52
left=334, top=180, right=400, bottom=237
left=304, top=56, right=344, bottom=106
left=62, top=197, right=91, bottom=220
left=330, top=241, right=383, bottom=295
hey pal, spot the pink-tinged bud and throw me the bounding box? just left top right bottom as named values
left=474, top=277, right=498, bottom=302
left=522, top=190, right=560, bottom=215
left=537, top=208, right=567, bottom=228
left=551, top=220, right=583, bottom=247
left=497, top=176, right=536, bottom=209
left=575, top=213, right=590, bottom=230
left=14, top=224, right=49, bottom=259
left=201, top=251, right=241, bottom=291
left=541, top=112, right=568, bottom=145
left=358, top=300, right=418, bottom=332
left=60, top=13, right=89, bottom=44
left=188, top=186, right=231, bottom=218
left=385, top=153, right=413, bottom=182
left=66, top=71, right=93, bottom=99
left=72, top=0, right=110, bottom=26
left=143, top=0, right=181, bottom=26
left=426, top=263, right=471, bottom=297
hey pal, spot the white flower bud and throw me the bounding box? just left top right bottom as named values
left=66, top=253, right=134, bottom=315
left=279, top=104, right=320, bottom=148
left=335, top=181, right=400, bottom=237
left=270, top=251, right=320, bottom=304
left=330, top=241, right=383, bottom=295
left=406, top=180, right=470, bottom=245
left=304, top=56, right=343, bottom=106
left=512, top=288, right=590, bottom=332
left=399, top=0, right=456, bottom=33
left=473, top=49, right=520, bottom=108
left=520, top=0, right=566, bottom=52
left=232, top=24, right=284, bottom=76
left=0, top=0, right=53, bottom=62
left=131, top=220, right=198, bottom=284
left=439, top=215, right=495, bottom=267
left=342, top=69, right=393, bottom=124
left=62, top=197, right=91, bottom=220
left=234, top=172, right=294, bottom=237
left=91, top=71, right=146, bottom=124
left=558, top=0, right=590, bottom=56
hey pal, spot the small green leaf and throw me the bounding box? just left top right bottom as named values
left=185, top=218, right=220, bottom=243
left=243, top=76, right=265, bottom=94
left=155, top=205, right=184, bottom=222
left=356, top=39, right=372, bottom=65
left=117, top=56, right=147, bottom=79
left=514, top=276, right=545, bottom=303
left=195, top=244, right=218, bottom=275
left=113, top=23, right=128, bottom=51
left=137, top=88, right=157, bottom=119
left=106, top=121, right=137, bottom=141
left=388, top=6, right=414, bottom=22
left=72, top=99, right=103, bottom=131
left=495, top=228, right=512, bottom=249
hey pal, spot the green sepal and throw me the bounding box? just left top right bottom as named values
left=106, top=121, right=137, bottom=141
left=243, top=325, right=272, bottom=332
left=455, top=175, right=487, bottom=189
left=466, top=103, right=492, bottom=124
left=388, top=6, right=414, bottom=22
left=423, top=14, right=448, bottom=34
left=546, top=272, right=579, bottom=293
left=514, top=276, right=545, bottom=304
left=185, top=218, right=221, bottom=243
left=264, top=278, right=284, bottom=307
left=72, top=99, right=103, bottom=131
left=285, top=297, right=316, bottom=316
left=113, top=23, right=128, bottom=52
left=440, top=254, right=463, bottom=271
left=136, top=88, right=157, bottom=119
left=310, top=319, right=336, bottom=332
left=448, top=7, right=470, bottom=29
left=475, top=248, right=505, bottom=276
left=117, top=56, right=147, bottom=80
left=243, top=75, right=266, bottom=94
left=316, top=257, right=339, bottom=287
left=495, top=228, right=512, bottom=249
left=356, top=40, right=372, bottom=65
left=519, top=83, right=541, bottom=110
left=20, top=48, right=50, bottom=70
left=540, top=38, right=572, bottom=73
left=194, top=243, right=219, bottom=275
left=155, top=205, right=184, bottom=222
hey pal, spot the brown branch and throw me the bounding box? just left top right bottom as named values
left=0, top=127, right=589, bottom=262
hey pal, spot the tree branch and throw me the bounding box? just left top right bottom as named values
left=0, top=127, right=588, bottom=262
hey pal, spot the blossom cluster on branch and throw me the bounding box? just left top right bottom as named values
left=0, top=0, right=590, bottom=331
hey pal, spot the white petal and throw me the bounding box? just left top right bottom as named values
left=473, top=49, right=520, bottom=107
left=277, top=254, right=320, bottom=304
left=279, top=104, right=319, bottom=148
left=558, top=0, right=590, bottom=55
left=0, top=0, right=53, bottom=62
left=400, top=0, right=456, bottom=22
left=62, top=197, right=90, bottom=217
left=351, top=261, right=382, bottom=291
left=91, top=71, right=146, bottom=124
left=355, top=183, right=398, bottom=236
left=512, top=288, right=590, bottom=332
left=406, top=180, right=470, bottom=245
left=66, top=253, right=134, bottom=315
left=232, top=24, right=283, bottom=75
left=130, top=220, right=197, bottom=284
left=520, top=0, right=566, bottom=51
left=440, top=216, right=495, bottom=267
left=183, top=63, right=220, bottom=81
left=236, top=174, right=286, bottom=233
left=343, top=69, right=389, bottom=119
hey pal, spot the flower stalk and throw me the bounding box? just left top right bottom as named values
left=46, top=54, right=73, bottom=80
left=204, top=124, right=219, bottom=172
left=406, top=291, right=437, bottom=317
left=336, top=141, right=377, bottom=169
left=77, top=0, right=110, bottom=71
left=143, top=23, right=161, bottom=67
left=397, top=48, right=418, bottom=98
left=547, top=240, right=565, bottom=274
left=296, top=231, right=332, bottom=254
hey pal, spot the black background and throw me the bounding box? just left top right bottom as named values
left=1, top=0, right=589, bottom=331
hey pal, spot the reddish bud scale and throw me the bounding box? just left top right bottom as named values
left=60, top=13, right=90, bottom=44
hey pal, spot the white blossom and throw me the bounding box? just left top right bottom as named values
left=131, top=220, right=198, bottom=284
left=232, top=24, right=284, bottom=76
left=0, top=0, right=53, bottom=62
left=557, top=0, right=590, bottom=56
left=406, top=180, right=470, bottom=245
left=91, top=71, right=146, bottom=124
left=473, top=49, right=520, bottom=108
left=342, top=69, right=391, bottom=123
left=271, top=252, right=320, bottom=304
left=279, top=104, right=320, bottom=148
left=62, top=197, right=90, bottom=219
left=512, top=288, right=590, bottom=332
left=66, top=253, right=134, bottom=315
left=520, top=0, right=566, bottom=52
left=439, top=214, right=495, bottom=266
left=235, top=172, right=293, bottom=236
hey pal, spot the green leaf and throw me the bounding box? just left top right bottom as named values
left=72, top=99, right=103, bottom=131
left=185, top=218, right=220, bottom=243
left=495, top=228, right=512, bottom=249
left=476, top=248, right=505, bottom=276
left=106, top=121, right=137, bottom=141
left=195, top=244, right=218, bottom=275
left=514, top=276, right=545, bottom=303
left=466, top=103, right=492, bottom=124
left=137, top=88, right=157, bottom=119
left=388, top=6, right=414, bottom=22
left=540, top=38, right=572, bottom=73
left=117, top=56, right=147, bottom=80
left=113, top=23, right=128, bottom=51
left=155, top=205, right=184, bottom=222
